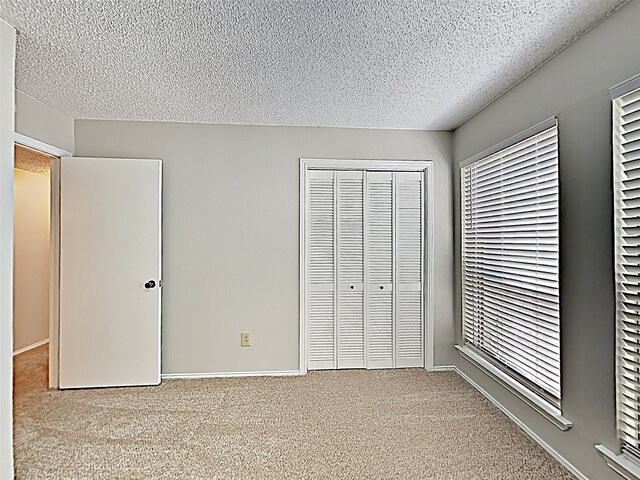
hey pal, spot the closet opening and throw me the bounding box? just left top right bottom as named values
left=299, top=158, right=434, bottom=374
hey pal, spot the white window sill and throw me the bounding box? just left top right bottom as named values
left=596, top=444, right=640, bottom=480
left=455, top=345, right=572, bottom=431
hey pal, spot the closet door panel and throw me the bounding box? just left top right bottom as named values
left=338, top=289, right=364, bottom=368
left=366, top=172, right=394, bottom=369
left=308, top=288, right=335, bottom=370
left=395, top=172, right=424, bottom=368
left=396, top=290, right=422, bottom=366
left=307, top=171, right=336, bottom=370
left=337, top=171, right=365, bottom=368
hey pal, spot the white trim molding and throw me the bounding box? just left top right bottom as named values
left=0, top=19, right=16, bottom=480
left=300, top=158, right=432, bottom=172
left=14, top=132, right=72, bottom=158
left=430, top=365, right=456, bottom=372
left=454, top=366, right=588, bottom=480
left=459, top=116, right=557, bottom=168
left=161, top=370, right=301, bottom=380
left=13, top=338, right=48, bottom=356
left=611, top=72, right=640, bottom=100
left=49, top=157, right=61, bottom=389
left=299, top=158, right=435, bottom=374
left=596, top=444, right=640, bottom=480
left=456, top=345, right=572, bottom=431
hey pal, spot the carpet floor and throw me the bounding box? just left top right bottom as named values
left=13, top=345, right=575, bottom=479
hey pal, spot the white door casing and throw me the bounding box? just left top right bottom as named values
left=0, top=18, right=15, bottom=480
left=58, top=157, right=162, bottom=389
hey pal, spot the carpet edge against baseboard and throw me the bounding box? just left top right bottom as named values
left=164, top=366, right=457, bottom=379
left=13, top=338, right=49, bottom=356
left=161, top=370, right=301, bottom=379
left=431, top=365, right=455, bottom=372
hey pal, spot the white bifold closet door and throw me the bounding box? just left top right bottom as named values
left=307, top=169, right=423, bottom=370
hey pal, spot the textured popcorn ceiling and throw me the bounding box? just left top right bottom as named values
left=14, top=144, right=53, bottom=176
left=0, top=0, right=627, bottom=130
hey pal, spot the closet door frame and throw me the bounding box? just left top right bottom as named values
left=300, top=158, right=434, bottom=374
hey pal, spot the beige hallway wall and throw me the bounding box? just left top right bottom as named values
left=13, top=166, right=49, bottom=352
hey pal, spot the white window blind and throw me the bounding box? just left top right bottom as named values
left=461, top=120, right=561, bottom=405
left=614, top=85, right=640, bottom=453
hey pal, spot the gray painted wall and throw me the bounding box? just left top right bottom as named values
left=15, top=90, right=74, bottom=153
left=453, top=2, right=640, bottom=478
left=74, top=122, right=454, bottom=374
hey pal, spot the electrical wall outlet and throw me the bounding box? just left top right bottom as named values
left=241, top=332, right=251, bottom=347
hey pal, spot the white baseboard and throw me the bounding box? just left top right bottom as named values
left=453, top=366, right=588, bottom=480
left=13, top=338, right=48, bottom=356
left=161, top=369, right=301, bottom=380
left=430, top=365, right=455, bottom=372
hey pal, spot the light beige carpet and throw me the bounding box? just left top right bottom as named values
left=14, top=345, right=574, bottom=479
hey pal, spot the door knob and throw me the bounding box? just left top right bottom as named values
left=144, top=280, right=156, bottom=289
left=380, top=285, right=384, bottom=290
left=350, top=285, right=354, bottom=290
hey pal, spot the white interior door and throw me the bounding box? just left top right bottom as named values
left=58, top=157, right=162, bottom=389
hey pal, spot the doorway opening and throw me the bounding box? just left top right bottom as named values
left=12, top=143, right=57, bottom=393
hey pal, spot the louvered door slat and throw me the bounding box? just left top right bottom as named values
left=397, top=291, right=422, bottom=361
left=337, top=171, right=365, bottom=368
left=308, top=291, right=335, bottom=367
left=366, top=172, right=393, bottom=368
left=394, top=172, right=424, bottom=367
left=338, top=291, right=364, bottom=367
left=307, top=171, right=335, bottom=370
